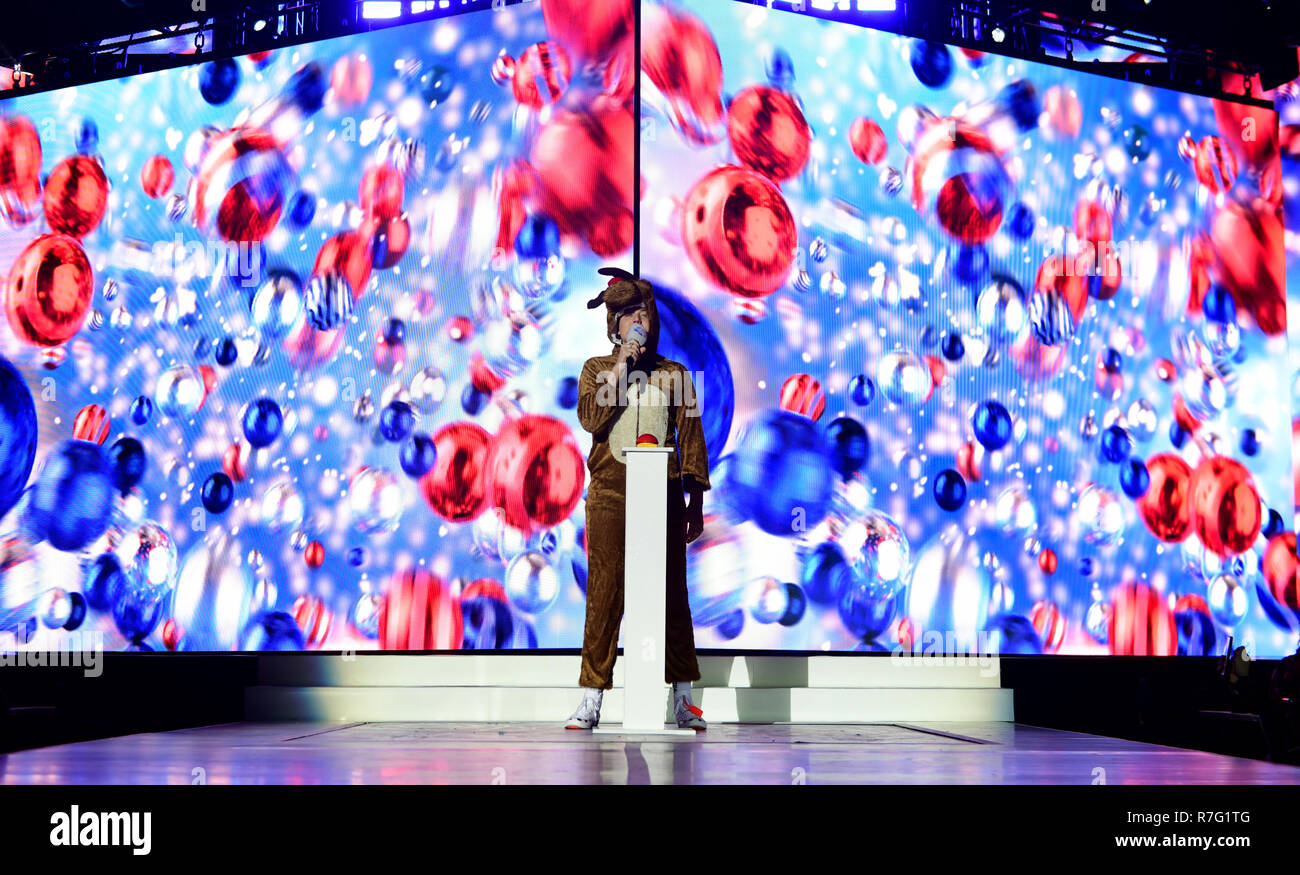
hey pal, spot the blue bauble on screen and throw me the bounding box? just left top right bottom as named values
left=825, top=415, right=870, bottom=480
left=909, top=40, right=952, bottom=89
left=643, top=280, right=735, bottom=473
left=240, top=611, right=307, bottom=650
left=984, top=613, right=1043, bottom=654
left=723, top=409, right=833, bottom=537
left=84, top=554, right=126, bottom=612
left=199, top=58, right=240, bottom=105
left=0, top=355, right=38, bottom=524
left=800, top=541, right=855, bottom=606
left=113, top=585, right=168, bottom=643
left=26, top=440, right=115, bottom=552
left=838, top=581, right=895, bottom=641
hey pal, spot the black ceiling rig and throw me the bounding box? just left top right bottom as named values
left=0, top=0, right=1294, bottom=106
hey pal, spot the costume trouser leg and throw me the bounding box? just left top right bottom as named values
left=578, top=478, right=701, bottom=690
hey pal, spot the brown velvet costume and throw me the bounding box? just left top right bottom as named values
left=576, top=269, right=711, bottom=690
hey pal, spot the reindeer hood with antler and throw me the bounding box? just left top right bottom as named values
left=587, top=266, right=661, bottom=363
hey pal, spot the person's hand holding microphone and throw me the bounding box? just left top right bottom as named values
left=606, top=322, right=648, bottom=386
left=623, top=323, right=648, bottom=361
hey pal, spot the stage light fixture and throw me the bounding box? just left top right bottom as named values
left=362, top=1, right=403, bottom=19
left=254, top=19, right=267, bottom=31
left=992, top=26, right=1005, bottom=43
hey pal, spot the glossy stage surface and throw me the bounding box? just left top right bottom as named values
left=4, top=722, right=1300, bottom=784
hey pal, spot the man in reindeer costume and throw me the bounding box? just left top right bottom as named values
left=566, top=266, right=711, bottom=731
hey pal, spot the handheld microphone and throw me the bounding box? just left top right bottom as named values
left=626, top=323, right=648, bottom=352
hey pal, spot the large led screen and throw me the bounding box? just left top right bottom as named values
left=641, top=0, right=1299, bottom=656
left=0, top=0, right=638, bottom=652
left=1, top=0, right=1295, bottom=659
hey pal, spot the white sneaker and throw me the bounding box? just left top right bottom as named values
left=672, top=686, right=707, bottom=731
left=565, top=687, right=603, bottom=730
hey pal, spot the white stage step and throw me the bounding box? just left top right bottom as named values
left=253, top=653, right=1003, bottom=688
left=244, top=654, right=1013, bottom=723
left=244, top=684, right=1013, bottom=723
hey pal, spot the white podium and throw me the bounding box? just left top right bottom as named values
left=593, top=446, right=695, bottom=736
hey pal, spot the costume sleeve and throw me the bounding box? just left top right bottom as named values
left=674, top=367, right=711, bottom=491
left=576, top=358, right=621, bottom=436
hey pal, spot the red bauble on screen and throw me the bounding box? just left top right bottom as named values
left=44, top=155, right=108, bottom=238
left=681, top=164, right=796, bottom=298
left=1188, top=455, right=1261, bottom=557
left=511, top=41, right=572, bottom=110
left=484, top=415, right=584, bottom=533
left=529, top=97, right=634, bottom=256
left=421, top=422, right=492, bottom=522
left=379, top=568, right=463, bottom=651
left=292, top=593, right=332, bottom=647
left=313, top=230, right=374, bottom=302
left=1262, top=533, right=1298, bottom=612
left=0, top=115, right=43, bottom=225
left=540, top=0, right=632, bottom=64
left=779, top=374, right=826, bottom=421
left=641, top=1, right=724, bottom=145
left=849, top=118, right=887, bottom=165
left=6, top=233, right=94, bottom=347
left=1211, top=196, right=1285, bottom=336
left=141, top=154, right=175, bottom=199
left=73, top=404, right=110, bottom=445
left=359, top=164, right=404, bottom=221
left=1136, top=453, right=1194, bottom=543
left=193, top=127, right=291, bottom=242
left=1108, top=581, right=1177, bottom=656
left=727, top=85, right=810, bottom=182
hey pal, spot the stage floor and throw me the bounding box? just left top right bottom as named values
left=3, top=721, right=1299, bottom=785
